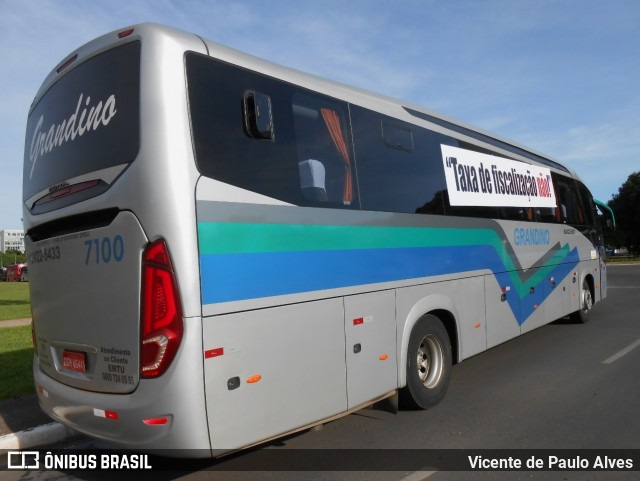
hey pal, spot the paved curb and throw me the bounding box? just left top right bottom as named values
left=0, top=318, right=31, bottom=329
left=0, top=422, right=78, bottom=454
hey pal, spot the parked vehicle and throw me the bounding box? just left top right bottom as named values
left=6, top=264, right=26, bottom=282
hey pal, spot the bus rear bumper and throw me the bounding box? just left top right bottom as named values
left=33, top=357, right=213, bottom=457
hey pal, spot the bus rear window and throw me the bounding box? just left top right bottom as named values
left=23, top=41, right=140, bottom=207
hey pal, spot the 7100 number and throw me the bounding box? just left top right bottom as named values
left=84, top=236, right=125, bottom=265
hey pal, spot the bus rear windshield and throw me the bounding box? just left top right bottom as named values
left=23, top=41, right=140, bottom=208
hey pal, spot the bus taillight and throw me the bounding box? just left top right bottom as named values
left=140, top=239, right=183, bottom=378
left=118, top=28, right=134, bottom=39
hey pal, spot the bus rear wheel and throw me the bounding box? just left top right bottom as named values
left=400, top=314, right=452, bottom=410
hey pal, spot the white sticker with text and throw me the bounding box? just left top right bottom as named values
left=441, top=145, right=557, bottom=208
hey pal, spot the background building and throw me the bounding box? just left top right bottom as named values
left=0, top=229, right=25, bottom=252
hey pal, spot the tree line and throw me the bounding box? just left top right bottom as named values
left=606, top=171, right=639, bottom=255
left=0, top=250, right=27, bottom=267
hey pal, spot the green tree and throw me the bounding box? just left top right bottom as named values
left=0, top=250, right=27, bottom=267
left=609, top=171, right=640, bottom=254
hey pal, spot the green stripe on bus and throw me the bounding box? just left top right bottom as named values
left=198, top=222, right=505, bottom=255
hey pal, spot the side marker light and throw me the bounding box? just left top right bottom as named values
left=143, top=417, right=170, bottom=425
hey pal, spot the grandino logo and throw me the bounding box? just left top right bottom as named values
left=29, top=93, right=118, bottom=179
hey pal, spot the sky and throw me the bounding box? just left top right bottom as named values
left=1, top=0, right=639, bottom=230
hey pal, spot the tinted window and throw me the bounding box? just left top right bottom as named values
left=577, top=181, right=596, bottom=227
left=554, top=174, right=585, bottom=226
left=23, top=41, right=140, bottom=201
left=186, top=53, right=357, bottom=208
left=293, top=94, right=355, bottom=206
left=351, top=105, right=446, bottom=214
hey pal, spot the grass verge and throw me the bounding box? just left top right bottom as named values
left=0, top=282, right=31, bottom=321
left=0, top=325, right=35, bottom=399
left=606, top=256, right=640, bottom=264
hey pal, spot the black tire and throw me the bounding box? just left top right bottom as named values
left=570, top=278, right=593, bottom=324
left=400, top=314, right=452, bottom=410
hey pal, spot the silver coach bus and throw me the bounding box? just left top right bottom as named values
left=23, top=23, right=611, bottom=456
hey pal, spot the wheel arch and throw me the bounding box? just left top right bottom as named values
left=583, top=272, right=595, bottom=300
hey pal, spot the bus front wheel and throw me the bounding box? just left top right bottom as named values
left=570, top=278, right=593, bottom=324
left=400, top=314, right=452, bottom=410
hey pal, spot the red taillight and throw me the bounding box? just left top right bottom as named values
left=118, top=28, right=135, bottom=39
left=143, top=416, right=170, bottom=426
left=56, top=54, right=77, bottom=74
left=140, top=239, right=183, bottom=378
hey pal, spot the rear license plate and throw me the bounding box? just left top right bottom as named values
left=62, top=350, right=86, bottom=373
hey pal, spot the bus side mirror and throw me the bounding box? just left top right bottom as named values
left=243, top=91, right=274, bottom=140
left=597, top=213, right=615, bottom=232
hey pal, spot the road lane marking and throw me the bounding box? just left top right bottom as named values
left=603, top=338, right=640, bottom=364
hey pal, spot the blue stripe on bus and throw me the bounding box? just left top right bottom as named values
left=199, top=244, right=580, bottom=325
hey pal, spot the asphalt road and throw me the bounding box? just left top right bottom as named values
left=2, top=264, right=639, bottom=481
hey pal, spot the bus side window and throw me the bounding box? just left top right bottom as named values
left=577, top=181, right=596, bottom=227
left=351, top=105, right=446, bottom=214
left=292, top=94, right=355, bottom=206
left=536, top=207, right=558, bottom=223
left=554, top=174, right=585, bottom=226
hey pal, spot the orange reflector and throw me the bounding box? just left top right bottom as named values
left=474, top=323, right=481, bottom=329
left=379, top=354, right=388, bottom=361
left=533, top=305, right=539, bottom=309
left=143, top=417, right=169, bottom=425
left=246, top=374, right=262, bottom=384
